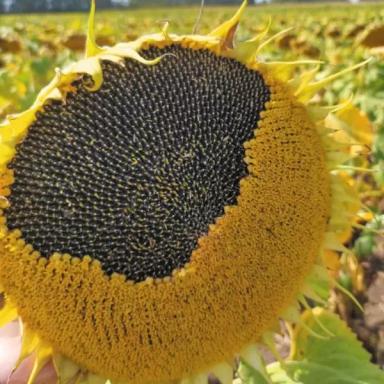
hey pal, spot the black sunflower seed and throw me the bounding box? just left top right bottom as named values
left=5, top=45, right=270, bottom=282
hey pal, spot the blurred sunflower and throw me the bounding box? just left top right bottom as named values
left=0, top=1, right=368, bottom=384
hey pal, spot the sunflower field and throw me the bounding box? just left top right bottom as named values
left=0, top=1, right=383, bottom=384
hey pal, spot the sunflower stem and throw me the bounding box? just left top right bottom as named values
left=193, top=0, right=205, bottom=34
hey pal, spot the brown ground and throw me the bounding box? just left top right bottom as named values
left=347, top=235, right=384, bottom=368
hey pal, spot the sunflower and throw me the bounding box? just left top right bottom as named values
left=0, top=1, right=367, bottom=384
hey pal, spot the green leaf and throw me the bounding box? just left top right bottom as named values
left=355, top=235, right=375, bottom=259
left=238, top=359, right=271, bottom=384
left=266, top=308, right=384, bottom=384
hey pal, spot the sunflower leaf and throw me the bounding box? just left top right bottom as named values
left=238, top=359, right=271, bottom=384
left=265, top=308, right=384, bottom=384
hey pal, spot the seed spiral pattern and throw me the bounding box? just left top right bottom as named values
left=5, top=45, right=270, bottom=281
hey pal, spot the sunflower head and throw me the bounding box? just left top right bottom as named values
left=0, top=1, right=364, bottom=383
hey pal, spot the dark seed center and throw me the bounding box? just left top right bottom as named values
left=5, top=45, right=270, bottom=282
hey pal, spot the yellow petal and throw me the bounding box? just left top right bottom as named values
left=0, top=299, right=18, bottom=327
left=85, top=0, right=102, bottom=58
left=289, top=65, right=320, bottom=95
left=335, top=103, right=373, bottom=146
left=208, top=0, right=247, bottom=49
left=324, top=232, right=349, bottom=253
left=99, top=46, right=163, bottom=67
left=0, top=143, right=15, bottom=166
left=297, top=59, right=371, bottom=102
left=16, top=327, right=40, bottom=367
left=264, top=60, right=323, bottom=82
left=256, top=27, right=294, bottom=55
left=161, top=21, right=171, bottom=40
left=67, top=57, right=103, bottom=91
left=234, top=18, right=271, bottom=62
left=27, top=344, right=54, bottom=384
left=307, top=96, right=353, bottom=122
